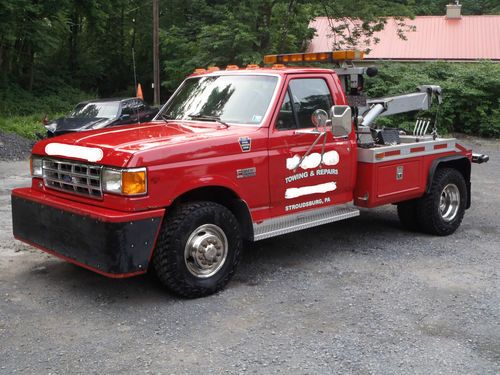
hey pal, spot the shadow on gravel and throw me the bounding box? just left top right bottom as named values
left=241, top=207, right=405, bottom=265
left=17, top=206, right=410, bottom=301
left=19, top=260, right=173, bottom=304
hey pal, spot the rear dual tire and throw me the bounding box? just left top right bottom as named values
left=397, top=168, right=467, bottom=236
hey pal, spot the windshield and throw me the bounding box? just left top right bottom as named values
left=160, top=75, right=279, bottom=125
left=70, top=102, right=120, bottom=119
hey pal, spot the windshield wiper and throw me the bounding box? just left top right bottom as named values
left=159, top=113, right=175, bottom=123
left=188, top=114, right=230, bottom=127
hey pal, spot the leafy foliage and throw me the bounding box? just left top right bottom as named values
left=0, top=84, right=90, bottom=139
left=365, top=62, right=500, bottom=138
left=410, top=0, right=500, bottom=15
left=317, top=0, right=417, bottom=52
left=0, top=0, right=498, bottom=139
left=0, top=85, right=91, bottom=116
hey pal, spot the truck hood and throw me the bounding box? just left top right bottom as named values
left=33, top=121, right=258, bottom=167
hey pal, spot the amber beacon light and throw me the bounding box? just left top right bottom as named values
left=263, top=50, right=365, bottom=65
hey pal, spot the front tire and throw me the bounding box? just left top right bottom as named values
left=416, top=168, right=467, bottom=236
left=152, top=201, right=242, bottom=298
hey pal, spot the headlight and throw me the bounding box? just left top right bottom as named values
left=102, top=167, right=147, bottom=196
left=44, top=122, right=57, bottom=133
left=30, top=156, right=43, bottom=177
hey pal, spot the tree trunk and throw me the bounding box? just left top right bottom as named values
left=68, top=10, right=79, bottom=75
left=120, top=5, right=125, bottom=61
left=278, top=0, right=297, bottom=52
left=259, top=1, right=274, bottom=52
left=0, top=39, right=4, bottom=70
left=27, top=44, right=35, bottom=91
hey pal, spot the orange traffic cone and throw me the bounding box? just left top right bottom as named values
left=136, top=84, right=144, bottom=100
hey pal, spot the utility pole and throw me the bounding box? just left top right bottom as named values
left=152, top=0, right=160, bottom=106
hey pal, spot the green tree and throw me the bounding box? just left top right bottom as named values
left=411, top=0, right=500, bottom=15
left=1, top=0, right=499, bottom=107
left=365, top=62, right=500, bottom=138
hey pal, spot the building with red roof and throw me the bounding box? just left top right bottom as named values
left=307, top=4, right=500, bottom=62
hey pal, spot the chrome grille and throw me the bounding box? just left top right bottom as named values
left=42, top=158, right=103, bottom=199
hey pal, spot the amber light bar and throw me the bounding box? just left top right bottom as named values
left=263, top=50, right=364, bottom=65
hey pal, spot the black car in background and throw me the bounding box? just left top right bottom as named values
left=44, top=98, right=158, bottom=137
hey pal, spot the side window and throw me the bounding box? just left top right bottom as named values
left=290, top=79, right=332, bottom=129
left=275, top=78, right=333, bottom=130
left=132, top=99, right=145, bottom=111
left=121, top=101, right=134, bottom=116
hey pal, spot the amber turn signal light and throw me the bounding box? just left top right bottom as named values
left=122, top=170, right=147, bottom=196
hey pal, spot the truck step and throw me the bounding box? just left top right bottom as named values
left=253, top=205, right=360, bottom=241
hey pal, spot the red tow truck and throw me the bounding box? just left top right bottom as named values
left=12, top=50, right=489, bottom=297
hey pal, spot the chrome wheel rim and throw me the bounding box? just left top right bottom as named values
left=439, top=183, right=460, bottom=222
left=184, top=224, right=228, bottom=278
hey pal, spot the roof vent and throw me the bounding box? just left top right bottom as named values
left=446, top=1, right=462, bottom=19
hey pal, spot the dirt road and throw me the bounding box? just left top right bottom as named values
left=0, top=137, right=498, bottom=374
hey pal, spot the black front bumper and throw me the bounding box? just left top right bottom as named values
left=12, top=194, right=163, bottom=276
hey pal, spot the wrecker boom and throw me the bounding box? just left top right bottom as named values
left=359, top=85, right=442, bottom=126
left=334, top=66, right=443, bottom=127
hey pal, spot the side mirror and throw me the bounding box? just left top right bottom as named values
left=311, top=109, right=329, bottom=129
left=329, top=105, right=352, bottom=137
left=120, top=113, right=131, bottom=120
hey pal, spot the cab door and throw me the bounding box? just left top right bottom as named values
left=268, top=74, right=355, bottom=216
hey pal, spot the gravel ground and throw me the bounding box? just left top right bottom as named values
left=0, top=137, right=498, bottom=374
left=0, top=131, right=35, bottom=161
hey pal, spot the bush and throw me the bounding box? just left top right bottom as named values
left=0, top=115, right=53, bottom=139
left=364, top=61, right=500, bottom=138
left=0, top=84, right=93, bottom=117
left=0, top=84, right=93, bottom=139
